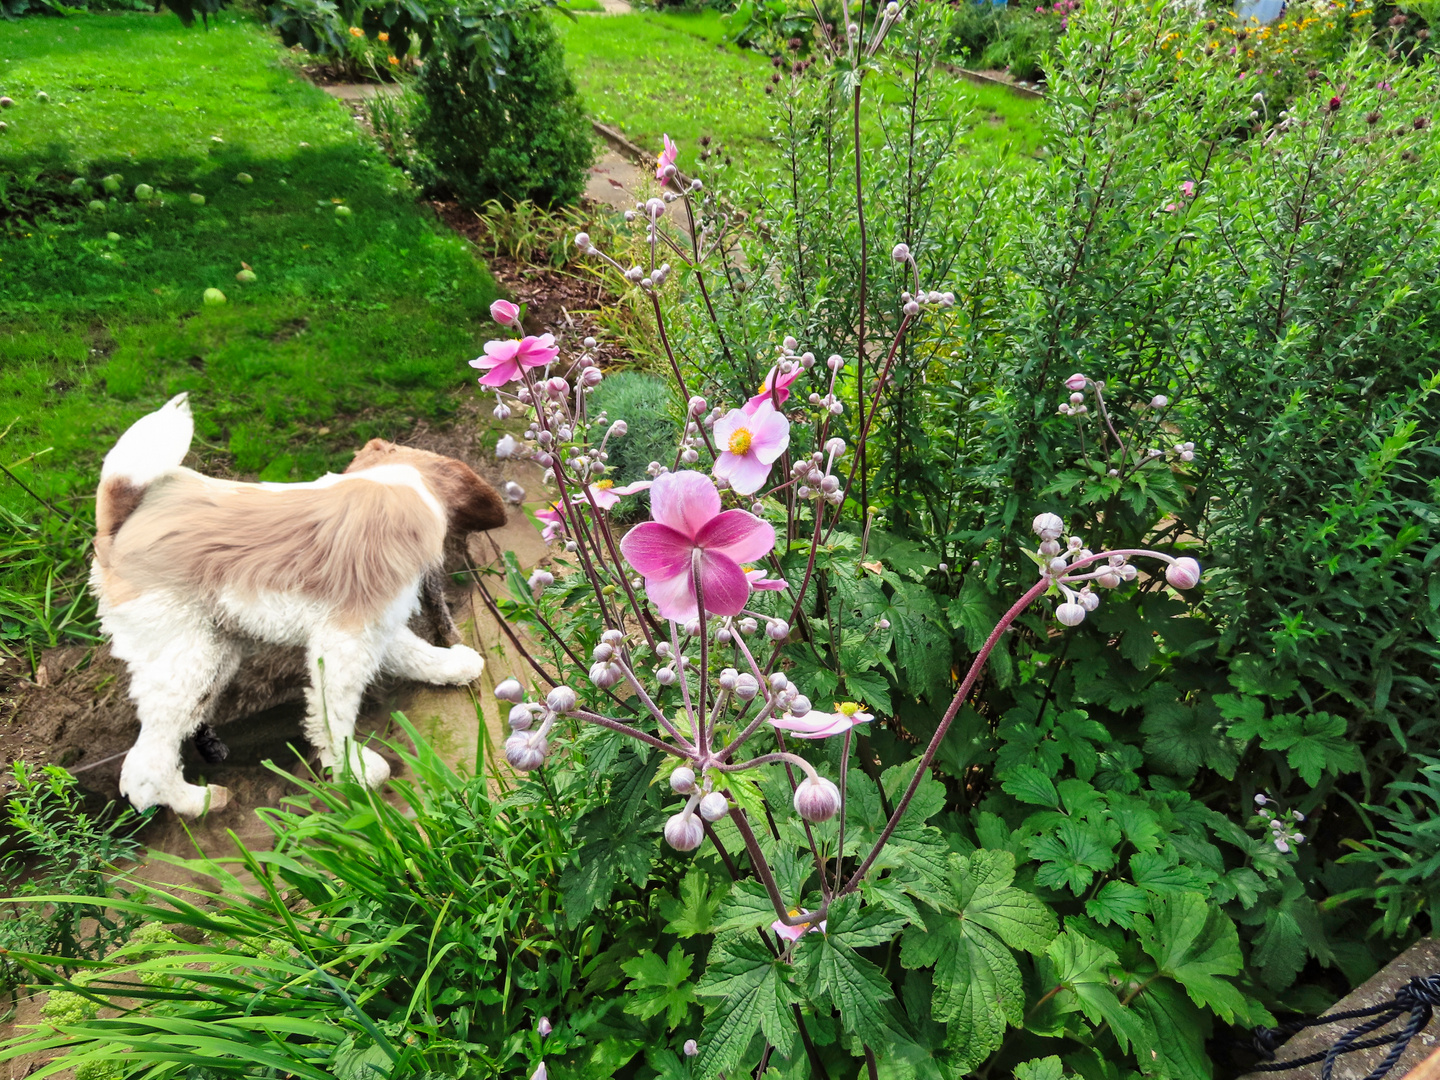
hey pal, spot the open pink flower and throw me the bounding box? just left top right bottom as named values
left=745, top=568, right=788, bottom=591
left=619, top=471, right=775, bottom=621
left=744, top=365, right=801, bottom=414
left=713, top=400, right=790, bottom=496
left=580, top=478, right=652, bottom=511
left=656, top=133, right=678, bottom=181
left=535, top=501, right=567, bottom=543
left=469, top=334, right=559, bottom=387
left=769, top=701, right=873, bottom=740
left=772, top=909, right=826, bottom=942
left=490, top=299, right=520, bottom=326
left=1180, top=180, right=1196, bottom=198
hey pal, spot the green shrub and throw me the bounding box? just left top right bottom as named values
left=413, top=12, right=593, bottom=208
left=588, top=370, right=681, bottom=485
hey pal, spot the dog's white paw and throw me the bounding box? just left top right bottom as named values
left=164, top=782, right=231, bottom=817
left=440, top=644, right=484, bottom=685
left=351, top=745, right=391, bottom=788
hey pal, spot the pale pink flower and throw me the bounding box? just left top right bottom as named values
left=536, top=500, right=567, bottom=543
left=713, top=400, right=790, bottom=495
left=580, top=478, right=653, bottom=511
left=744, top=365, right=801, bottom=414
left=1064, top=373, right=1087, bottom=391
left=469, top=334, right=559, bottom=387
left=656, top=133, right=678, bottom=181
left=769, top=701, right=873, bottom=740
left=619, top=471, right=775, bottom=621
left=1180, top=180, right=1196, bottom=198
left=490, top=299, right=520, bottom=326
left=771, top=909, right=826, bottom=942
left=745, top=568, right=788, bottom=591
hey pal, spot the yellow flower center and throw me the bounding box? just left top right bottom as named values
left=836, top=701, right=862, bottom=717
left=727, top=427, right=753, bottom=455
left=595, top=479, right=614, bottom=490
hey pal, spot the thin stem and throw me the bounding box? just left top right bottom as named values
left=843, top=575, right=1052, bottom=893
left=834, top=727, right=852, bottom=894
left=695, top=551, right=711, bottom=758
left=853, top=79, right=869, bottom=520
left=572, top=709, right=688, bottom=758
left=729, top=806, right=826, bottom=926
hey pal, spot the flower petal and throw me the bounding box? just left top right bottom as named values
left=746, top=401, right=791, bottom=464
left=483, top=339, right=521, bottom=362
left=620, top=521, right=693, bottom=578
left=696, top=509, right=775, bottom=564
left=769, top=712, right=848, bottom=739
left=649, top=471, right=720, bottom=539
left=713, top=407, right=747, bottom=446
left=695, top=550, right=750, bottom=616
left=477, top=361, right=519, bottom=387
left=714, top=451, right=772, bottom=496
left=645, top=569, right=698, bottom=622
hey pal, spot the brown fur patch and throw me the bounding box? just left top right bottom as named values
left=346, top=440, right=506, bottom=534
left=105, top=470, right=446, bottom=626
left=94, top=477, right=147, bottom=569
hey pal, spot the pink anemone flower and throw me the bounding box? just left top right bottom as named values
left=713, top=400, right=790, bottom=496
left=769, top=701, right=873, bottom=740
left=744, top=365, right=801, bottom=414
left=771, top=909, right=826, bottom=942
left=1180, top=179, right=1196, bottom=198
left=619, top=471, right=775, bottom=622
left=656, top=133, right=678, bottom=181
left=580, top=478, right=653, bottom=511
left=490, top=299, right=520, bottom=326
left=469, top=334, right=559, bottom=387
left=745, top=567, right=788, bottom=591
left=535, top=501, right=567, bottom=543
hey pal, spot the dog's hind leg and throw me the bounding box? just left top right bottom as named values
left=305, top=630, right=391, bottom=789
left=381, top=625, right=485, bottom=686
left=117, top=617, right=241, bottom=817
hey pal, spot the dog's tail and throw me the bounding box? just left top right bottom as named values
left=95, top=393, right=193, bottom=564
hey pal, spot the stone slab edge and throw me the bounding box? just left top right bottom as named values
left=592, top=120, right=653, bottom=166
left=947, top=65, right=1046, bottom=100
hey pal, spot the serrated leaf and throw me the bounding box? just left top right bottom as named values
left=1134, top=891, right=1245, bottom=1023
left=694, top=934, right=795, bottom=1077
left=1001, top=765, right=1060, bottom=808
left=1129, top=980, right=1210, bottom=1080
left=883, top=760, right=948, bottom=823
left=827, top=892, right=911, bottom=948
left=660, top=868, right=728, bottom=938
left=801, top=932, right=905, bottom=1048
left=1085, top=880, right=1149, bottom=929
left=712, top=879, right=777, bottom=935
left=621, top=945, right=696, bottom=1028
left=1029, top=819, right=1120, bottom=895
left=1014, top=1058, right=1064, bottom=1080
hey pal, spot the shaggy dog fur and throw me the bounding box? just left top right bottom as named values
left=92, top=395, right=506, bottom=816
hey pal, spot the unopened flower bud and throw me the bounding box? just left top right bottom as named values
left=903, top=300, right=920, bottom=316
left=699, top=792, right=729, bottom=821
left=493, top=402, right=512, bottom=420
left=684, top=1040, right=699, bottom=1057
left=734, top=673, right=760, bottom=700
left=547, top=686, right=578, bottom=714
left=581, top=367, right=604, bottom=387
left=1165, top=557, right=1202, bottom=590
left=1064, top=373, right=1087, bottom=392
left=1039, top=539, right=1061, bottom=557
left=789, top=695, right=812, bottom=717
left=537, top=1017, right=552, bottom=1038
left=664, top=812, right=705, bottom=851
left=1032, top=512, right=1065, bottom=541
left=766, top=620, right=790, bottom=642
left=719, top=668, right=739, bottom=691
left=646, top=197, right=666, bottom=220
left=496, top=678, right=525, bottom=703
left=508, top=704, right=536, bottom=730
left=891, top=242, right=911, bottom=261
left=656, top=666, right=677, bottom=686
left=506, top=733, right=547, bottom=771
left=608, top=420, right=628, bottom=437
left=574, top=232, right=591, bottom=250
left=688, top=395, right=707, bottom=416
left=671, top=766, right=697, bottom=794
left=1079, top=589, right=1100, bottom=612
left=504, top=481, right=525, bottom=504
left=496, top=434, right=518, bottom=459
left=1150, top=394, right=1168, bottom=408
left=877, top=618, right=890, bottom=630
left=1056, top=602, right=1086, bottom=627
left=531, top=1062, right=548, bottom=1080
left=1097, top=571, right=1122, bottom=589
left=827, top=354, right=844, bottom=371
left=794, top=776, right=841, bottom=823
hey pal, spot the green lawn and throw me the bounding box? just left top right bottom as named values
left=553, top=9, right=1045, bottom=169
left=0, top=11, right=498, bottom=654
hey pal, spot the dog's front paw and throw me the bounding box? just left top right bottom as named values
left=440, top=644, right=485, bottom=685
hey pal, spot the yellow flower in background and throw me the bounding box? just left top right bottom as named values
left=348, top=25, right=363, bottom=36
left=378, top=31, right=389, bottom=41
left=388, top=55, right=399, bottom=65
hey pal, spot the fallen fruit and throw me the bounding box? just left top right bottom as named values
left=102, top=174, right=123, bottom=193
left=189, top=192, right=205, bottom=205
left=203, top=287, right=227, bottom=306
left=334, top=204, right=352, bottom=217
left=235, top=268, right=257, bottom=283
left=0, top=97, right=13, bottom=108
left=134, top=183, right=154, bottom=200
left=234, top=172, right=253, bottom=184
left=106, top=231, right=121, bottom=241
left=70, top=177, right=89, bottom=193
left=35, top=91, right=49, bottom=103
left=87, top=200, right=107, bottom=213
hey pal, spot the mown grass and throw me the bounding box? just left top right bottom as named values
left=0, top=11, right=499, bottom=655
left=553, top=9, right=1045, bottom=169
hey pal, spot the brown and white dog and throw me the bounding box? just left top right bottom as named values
left=91, top=394, right=505, bottom=816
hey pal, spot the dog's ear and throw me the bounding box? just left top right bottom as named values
left=422, top=456, right=507, bottom=533
left=345, top=438, right=396, bottom=474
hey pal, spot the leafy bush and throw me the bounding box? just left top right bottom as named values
left=412, top=12, right=593, bottom=208
left=0, top=763, right=145, bottom=995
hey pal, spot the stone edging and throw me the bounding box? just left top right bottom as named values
left=591, top=119, right=653, bottom=165
left=947, top=65, right=1046, bottom=100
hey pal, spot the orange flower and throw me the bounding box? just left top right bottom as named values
left=387, top=55, right=399, bottom=65
left=348, top=25, right=363, bottom=36
left=378, top=31, right=389, bottom=41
